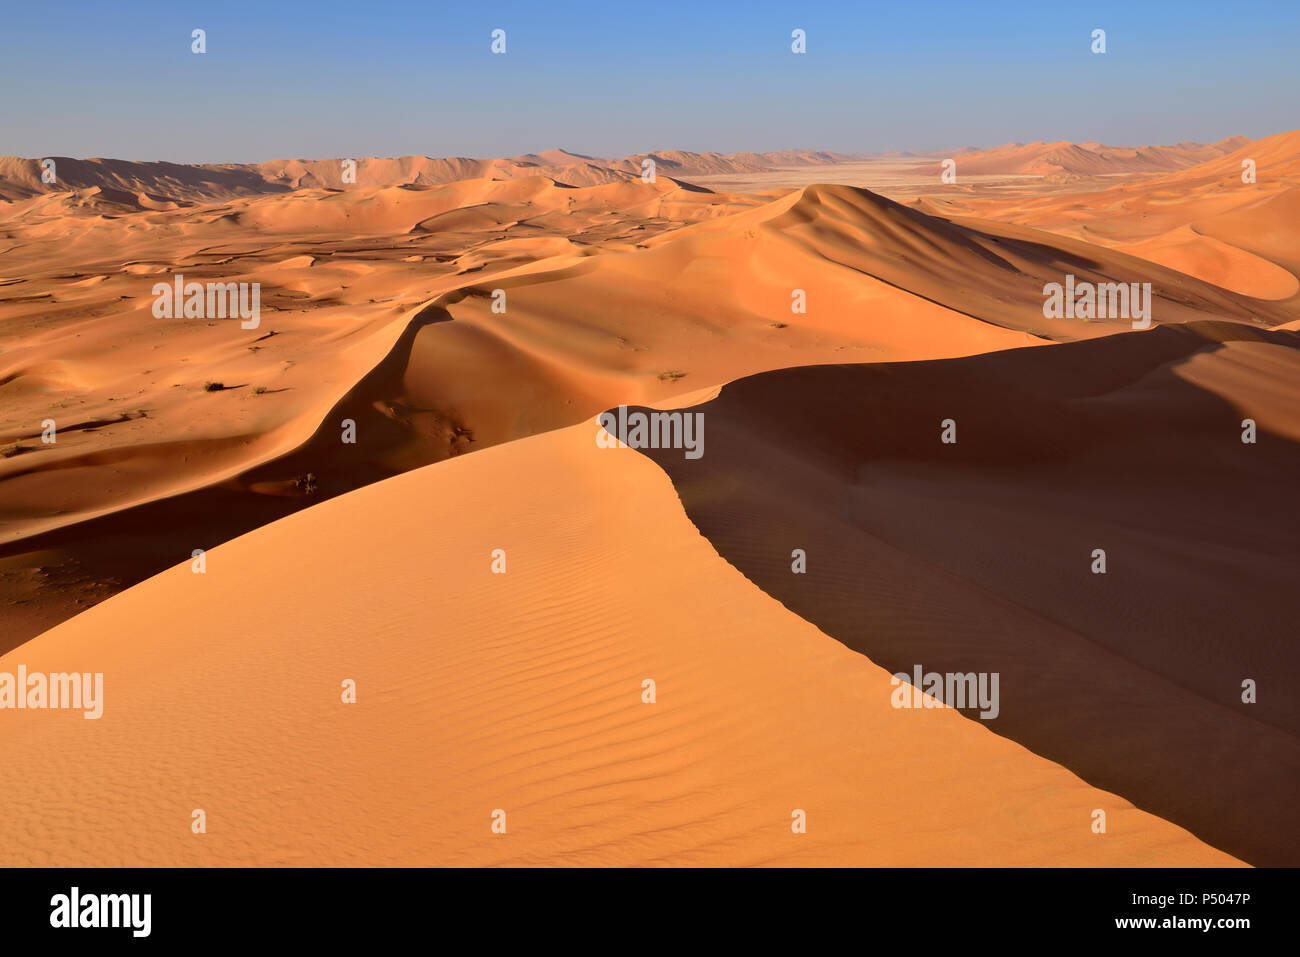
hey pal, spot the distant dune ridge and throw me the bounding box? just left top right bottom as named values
left=908, top=136, right=1251, bottom=177
left=918, top=129, right=1300, bottom=300
left=1, top=129, right=1297, bottom=866
left=0, top=136, right=1252, bottom=202
left=0, top=147, right=858, bottom=203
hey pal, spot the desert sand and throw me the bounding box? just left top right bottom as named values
left=0, top=418, right=1243, bottom=866
left=1, top=131, right=1296, bottom=865
left=624, top=322, right=1300, bottom=866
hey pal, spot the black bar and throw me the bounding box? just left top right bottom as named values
left=0, top=867, right=1292, bottom=943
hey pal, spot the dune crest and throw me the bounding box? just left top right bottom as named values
left=0, top=421, right=1242, bottom=866
left=3, top=129, right=1298, bottom=868
left=625, top=321, right=1300, bottom=866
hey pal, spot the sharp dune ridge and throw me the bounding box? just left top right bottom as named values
left=1, top=129, right=1297, bottom=866
left=5, top=171, right=1294, bottom=647
left=620, top=321, right=1300, bottom=866
left=0, top=419, right=1244, bottom=866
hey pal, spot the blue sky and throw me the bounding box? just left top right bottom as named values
left=1, top=0, right=1297, bottom=163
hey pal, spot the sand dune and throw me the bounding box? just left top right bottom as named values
left=643, top=184, right=1291, bottom=336
left=622, top=321, right=1300, bottom=866
left=3, top=169, right=1292, bottom=649
left=3, top=131, right=1297, bottom=867
left=0, top=183, right=1025, bottom=644
left=0, top=174, right=768, bottom=644
left=917, top=130, right=1300, bottom=302
left=0, top=154, right=641, bottom=203
left=0, top=148, right=859, bottom=205
left=0, top=418, right=1240, bottom=866
left=1119, top=225, right=1298, bottom=300
left=910, top=137, right=1250, bottom=178
left=0, top=156, right=290, bottom=204
left=605, top=148, right=856, bottom=177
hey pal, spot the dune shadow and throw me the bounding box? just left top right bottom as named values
left=619, top=320, right=1300, bottom=866
left=0, top=304, right=462, bottom=653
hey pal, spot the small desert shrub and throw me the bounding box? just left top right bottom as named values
left=203, top=381, right=224, bottom=392
left=292, top=472, right=319, bottom=495
left=254, top=386, right=267, bottom=395
left=657, top=370, right=686, bottom=381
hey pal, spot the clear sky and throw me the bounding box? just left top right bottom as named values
left=2, top=0, right=1297, bottom=163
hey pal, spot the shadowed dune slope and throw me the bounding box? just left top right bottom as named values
left=0, top=175, right=757, bottom=645
left=621, top=321, right=1300, bottom=866
left=1, top=179, right=1291, bottom=649
left=650, top=185, right=1294, bottom=335
left=0, top=420, right=1240, bottom=866
left=1, top=181, right=1060, bottom=647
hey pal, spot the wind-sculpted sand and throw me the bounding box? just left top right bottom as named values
left=622, top=323, right=1300, bottom=867
left=0, top=132, right=1296, bottom=865
left=0, top=421, right=1242, bottom=866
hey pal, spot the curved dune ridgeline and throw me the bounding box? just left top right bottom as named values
left=623, top=322, right=1300, bottom=866
left=2, top=135, right=1298, bottom=866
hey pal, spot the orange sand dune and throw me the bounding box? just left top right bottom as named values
left=910, top=137, right=1249, bottom=177
left=0, top=147, right=859, bottom=205
left=0, top=174, right=767, bottom=644
left=605, top=148, right=855, bottom=177
left=248, top=155, right=643, bottom=191
left=3, top=132, right=1297, bottom=869
left=0, top=419, right=1240, bottom=866
left=917, top=130, right=1300, bottom=302
left=0, top=175, right=984, bottom=644
left=1119, top=225, right=1298, bottom=300
left=0, top=154, right=644, bottom=203
left=3, top=173, right=1290, bottom=648
left=645, top=184, right=1293, bottom=334
left=624, top=321, right=1300, bottom=866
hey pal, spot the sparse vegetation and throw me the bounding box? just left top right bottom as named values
left=292, top=472, right=319, bottom=495
left=1, top=442, right=30, bottom=458
left=254, top=385, right=267, bottom=395
left=657, top=370, right=686, bottom=381
left=203, top=381, right=225, bottom=392
left=770, top=322, right=788, bottom=329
